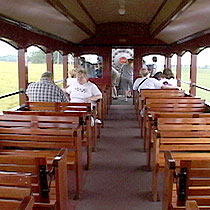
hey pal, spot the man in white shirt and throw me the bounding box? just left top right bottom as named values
left=133, top=68, right=162, bottom=91
left=133, top=68, right=177, bottom=92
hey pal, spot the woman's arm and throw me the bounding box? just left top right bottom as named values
left=85, top=94, right=102, bottom=103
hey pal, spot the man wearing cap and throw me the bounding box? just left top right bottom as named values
left=120, top=57, right=134, bottom=101
left=26, top=72, right=68, bottom=102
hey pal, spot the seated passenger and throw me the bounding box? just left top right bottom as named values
left=161, top=68, right=177, bottom=86
left=66, top=69, right=102, bottom=105
left=66, top=68, right=77, bottom=87
left=26, top=71, right=68, bottom=102
left=152, top=71, right=164, bottom=81
left=133, top=68, right=177, bottom=92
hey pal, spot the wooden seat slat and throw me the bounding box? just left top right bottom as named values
left=163, top=153, right=210, bottom=210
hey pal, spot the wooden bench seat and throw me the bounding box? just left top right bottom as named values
left=23, top=101, right=100, bottom=149
left=3, top=110, right=92, bottom=170
left=137, top=90, right=185, bottom=137
left=144, top=98, right=208, bottom=168
left=0, top=149, right=68, bottom=210
left=0, top=114, right=83, bottom=199
left=0, top=171, right=34, bottom=210
left=163, top=152, right=210, bottom=210
left=152, top=117, right=210, bottom=202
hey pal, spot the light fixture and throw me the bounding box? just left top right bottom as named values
left=118, top=6, right=125, bottom=15
left=118, top=0, right=126, bottom=15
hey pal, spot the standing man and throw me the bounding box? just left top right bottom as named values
left=150, top=56, right=158, bottom=77
left=26, top=72, right=68, bottom=102
left=120, top=57, right=134, bottom=101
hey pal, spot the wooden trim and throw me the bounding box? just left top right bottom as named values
left=176, top=55, right=182, bottom=87
left=76, top=0, right=97, bottom=26
left=0, top=14, right=69, bottom=44
left=166, top=56, right=171, bottom=69
left=63, top=55, right=68, bottom=88
left=44, top=0, right=94, bottom=36
left=149, top=0, right=168, bottom=26
left=18, top=49, right=28, bottom=105
left=176, top=27, right=210, bottom=45
left=190, top=54, right=197, bottom=96
left=151, top=0, right=196, bottom=37
left=46, top=53, right=54, bottom=79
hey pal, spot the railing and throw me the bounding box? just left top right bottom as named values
left=192, top=83, right=210, bottom=92
left=179, top=79, right=190, bottom=85
left=55, top=79, right=66, bottom=84
left=179, top=79, right=210, bottom=92
left=0, top=90, right=25, bottom=100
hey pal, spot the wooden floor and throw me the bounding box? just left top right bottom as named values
left=75, top=97, right=162, bottom=210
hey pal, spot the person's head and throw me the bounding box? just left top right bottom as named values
left=152, top=56, right=157, bottom=63
left=69, top=68, right=77, bottom=78
left=80, top=56, right=85, bottom=64
left=41, top=72, right=52, bottom=80
left=98, top=62, right=102, bottom=68
left=127, top=57, right=134, bottom=65
left=163, top=68, right=174, bottom=79
left=153, top=71, right=163, bottom=80
left=77, top=69, right=88, bottom=85
left=140, top=67, right=149, bottom=77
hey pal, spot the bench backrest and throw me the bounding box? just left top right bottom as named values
left=0, top=114, right=81, bottom=150
left=25, top=101, right=92, bottom=112
left=163, top=152, right=203, bottom=210
left=0, top=149, right=68, bottom=210
left=156, top=117, right=210, bottom=152
left=152, top=112, right=210, bottom=121
left=179, top=159, right=210, bottom=206
left=145, top=98, right=207, bottom=112
left=0, top=171, right=32, bottom=210
left=3, top=110, right=86, bottom=126
left=146, top=98, right=207, bottom=112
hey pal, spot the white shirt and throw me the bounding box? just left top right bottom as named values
left=133, top=77, right=162, bottom=91
left=66, top=78, right=77, bottom=87
left=66, top=80, right=102, bottom=103
left=161, top=78, right=177, bottom=86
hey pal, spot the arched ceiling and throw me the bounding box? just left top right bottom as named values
left=0, top=0, right=210, bottom=47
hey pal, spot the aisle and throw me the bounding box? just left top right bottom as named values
left=76, top=100, right=162, bottom=210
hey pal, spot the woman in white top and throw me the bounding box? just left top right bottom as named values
left=161, top=68, right=177, bottom=86
left=66, top=69, right=102, bottom=104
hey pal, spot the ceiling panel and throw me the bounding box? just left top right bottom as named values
left=156, top=0, right=210, bottom=44
left=0, top=0, right=89, bottom=43
left=80, top=0, right=165, bottom=24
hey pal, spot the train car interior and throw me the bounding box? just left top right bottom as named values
left=1, top=1, right=210, bottom=210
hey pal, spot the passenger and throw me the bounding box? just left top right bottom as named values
left=120, top=57, right=134, bottom=101
left=111, top=67, right=120, bottom=99
left=26, top=71, right=68, bottom=102
left=95, top=62, right=103, bottom=78
left=152, top=71, right=164, bottom=81
left=161, top=68, right=177, bottom=86
left=66, top=69, right=102, bottom=105
left=66, top=68, right=77, bottom=87
left=150, top=56, right=158, bottom=77
left=133, top=68, right=177, bottom=92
